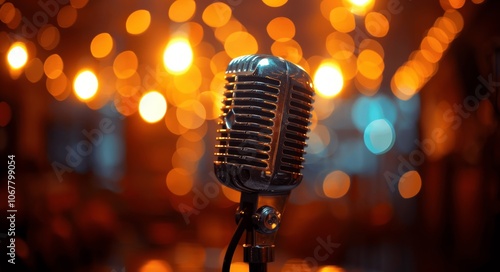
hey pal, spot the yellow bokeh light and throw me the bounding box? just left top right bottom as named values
left=113, top=50, right=138, bottom=79
left=262, top=0, right=288, bottom=7
left=448, top=0, right=465, bottom=9
left=140, top=259, right=173, bottom=272
left=182, top=22, right=204, bottom=46
left=139, top=91, right=167, bottom=123
left=174, top=65, right=202, bottom=94
left=398, top=170, right=422, bottom=199
left=176, top=99, right=206, bottom=130
left=126, top=9, right=151, bottom=35
left=357, top=49, right=384, bottom=80
left=169, top=0, right=196, bottom=23
left=166, top=168, right=193, bottom=196
left=319, top=265, right=346, bottom=272
left=314, top=62, right=344, bottom=98
left=270, top=39, right=302, bottom=64
left=73, top=70, right=98, bottom=101
left=44, top=54, right=64, bottom=79
left=345, top=0, right=374, bottom=15
left=323, top=170, right=350, bottom=199
left=365, top=12, right=389, bottom=38
left=326, top=31, right=355, bottom=59
left=329, top=7, right=356, bottom=33
left=224, top=31, right=258, bottom=58
left=90, top=33, right=114, bottom=59
left=7, top=42, right=28, bottom=69
left=267, top=17, right=295, bottom=41
left=202, top=2, right=232, bottom=28
left=214, top=18, right=245, bottom=43
left=163, top=37, right=193, bottom=75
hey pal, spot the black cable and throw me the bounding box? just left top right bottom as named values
left=222, top=216, right=246, bottom=272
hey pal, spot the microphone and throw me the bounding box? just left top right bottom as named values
left=214, top=54, right=314, bottom=194
left=214, top=54, right=314, bottom=272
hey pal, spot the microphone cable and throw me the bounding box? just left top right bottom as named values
left=222, top=216, right=246, bottom=272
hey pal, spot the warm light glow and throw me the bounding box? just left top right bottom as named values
left=345, top=0, right=374, bottom=15
left=163, top=38, right=193, bottom=74
left=326, top=31, right=355, bottom=59
left=398, top=170, right=422, bottom=199
left=126, top=9, right=151, bottom=35
left=267, top=17, right=295, bottom=41
left=329, top=7, right=356, bottom=33
left=214, top=19, right=244, bottom=43
left=7, top=42, right=28, bottom=69
left=113, top=50, right=138, bottom=79
left=323, top=170, right=350, bottom=199
left=224, top=31, right=258, bottom=58
left=365, top=12, right=389, bottom=37
left=90, top=33, right=114, bottom=59
left=262, top=0, right=288, bottom=7
left=25, top=58, right=44, bottom=83
left=314, top=62, right=344, bottom=98
left=139, top=91, right=167, bottom=123
left=318, top=266, right=346, bottom=272
left=357, top=49, right=384, bottom=80
left=271, top=39, right=302, bottom=64
left=57, top=5, right=77, bottom=28
left=169, top=0, right=196, bottom=23
left=202, top=2, right=232, bottom=27
left=38, top=25, right=60, bottom=51
left=44, top=54, right=64, bottom=79
left=139, top=259, right=173, bottom=272
left=166, top=168, right=193, bottom=196
left=73, top=70, right=98, bottom=101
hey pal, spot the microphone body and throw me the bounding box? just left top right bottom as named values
left=214, top=55, right=314, bottom=194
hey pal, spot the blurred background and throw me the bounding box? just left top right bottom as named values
left=1, top=0, right=499, bottom=271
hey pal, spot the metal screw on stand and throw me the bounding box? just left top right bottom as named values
left=253, top=206, right=281, bottom=234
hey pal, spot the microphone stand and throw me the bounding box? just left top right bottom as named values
left=236, top=192, right=290, bottom=272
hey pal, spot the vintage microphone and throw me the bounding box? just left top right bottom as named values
left=214, top=54, right=315, bottom=271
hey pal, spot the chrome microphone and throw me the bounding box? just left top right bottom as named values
left=214, top=54, right=314, bottom=194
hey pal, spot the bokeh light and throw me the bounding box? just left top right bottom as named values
left=163, top=37, right=193, bottom=75
left=7, top=42, right=28, bottom=69
left=90, top=33, right=114, bottom=58
left=326, top=31, right=355, bottom=59
left=262, top=0, right=288, bottom=7
left=323, top=170, right=350, bottom=199
left=267, top=17, right=295, bottom=41
left=398, top=170, right=422, bottom=199
left=38, top=24, right=60, bottom=50
left=224, top=31, right=258, bottom=58
left=113, top=50, right=138, bottom=79
left=364, top=12, right=389, bottom=37
left=345, top=0, right=375, bottom=15
left=329, top=7, right=356, bottom=33
left=166, top=168, right=194, bottom=196
left=363, top=119, right=395, bottom=155
left=44, top=54, right=64, bottom=79
left=57, top=5, right=78, bottom=28
left=139, top=259, right=173, bottom=272
left=202, top=2, right=232, bottom=28
left=314, top=61, right=344, bottom=98
left=24, top=58, right=44, bottom=83
left=126, top=9, right=151, bottom=35
left=73, top=70, right=98, bottom=101
left=139, top=91, right=167, bottom=123
left=169, top=0, right=196, bottom=23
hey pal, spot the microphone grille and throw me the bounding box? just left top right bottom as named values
left=215, top=74, right=280, bottom=169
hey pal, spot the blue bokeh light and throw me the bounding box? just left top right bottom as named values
left=364, top=118, right=396, bottom=155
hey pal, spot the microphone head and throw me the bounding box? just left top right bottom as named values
left=214, top=55, right=314, bottom=194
